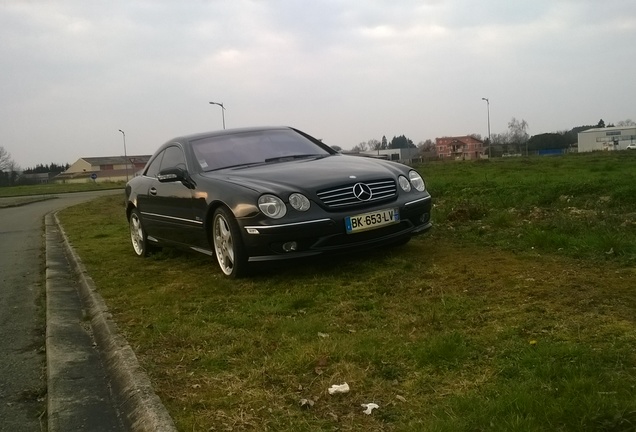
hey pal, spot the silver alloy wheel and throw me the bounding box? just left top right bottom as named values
left=213, top=213, right=235, bottom=275
left=130, top=212, right=145, bottom=256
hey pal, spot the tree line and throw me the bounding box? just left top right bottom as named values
left=0, top=146, right=70, bottom=186
left=350, top=135, right=416, bottom=152
left=23, top=163, right=70, bottom=174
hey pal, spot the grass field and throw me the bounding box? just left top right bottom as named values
left=57, top=151, right=636, bottom=431
left=0, top=180, right=124, bottom=197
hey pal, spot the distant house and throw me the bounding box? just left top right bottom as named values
left=577, top=126, right=636, bottom=152
left=436, top=136, right=485, bottom=160
left=54, top=155, right=151, bottom=183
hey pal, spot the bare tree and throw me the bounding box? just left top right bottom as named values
left=0, top=146, right=21, bottom=186
left=508, top=118, right=529, bottom=143
left=505, top=118, right=529, bottom=154
left=417, top=139, right=435, bottom=152
left=0, top=146, right=15, bottom=171
left=351, top=141, right=369, bottom=152
left=367, top=139, right=381, bottom=150
left=616, top=119, right=636, bottom=127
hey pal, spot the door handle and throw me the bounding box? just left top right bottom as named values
left=150, top=187, right=157, bottom=196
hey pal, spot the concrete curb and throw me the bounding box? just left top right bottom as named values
left=51, top=213, right=177, bottom=432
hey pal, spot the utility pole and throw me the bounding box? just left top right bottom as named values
left=118, top=129, right=129, bottom=182
left=482, top=98, right=491, bottom=158
left=209, top=101, right=226, bottom=129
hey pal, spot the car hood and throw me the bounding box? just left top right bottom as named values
left=200, top=155, right=408, bottom=194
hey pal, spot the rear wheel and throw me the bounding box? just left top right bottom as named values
left=212, top=207, right=248, bottom=278
left=129, top=209, right=155, bottom=257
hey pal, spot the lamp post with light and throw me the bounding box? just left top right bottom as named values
left=481, top=98, right=491, bottom=158
left=209, top=101, right=226, bottom=129
left=118, top=129, right=129, bottom=182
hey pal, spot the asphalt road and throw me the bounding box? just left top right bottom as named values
left=0, top=190, right=123, bottom=432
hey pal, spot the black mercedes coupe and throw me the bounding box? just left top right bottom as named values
left=125, top=127, right=432, bottom=277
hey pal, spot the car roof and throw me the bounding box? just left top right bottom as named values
left=168, top=126, right=293, bottom=144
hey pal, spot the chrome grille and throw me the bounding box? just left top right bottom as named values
left=317, top=179, right=397, bottom=208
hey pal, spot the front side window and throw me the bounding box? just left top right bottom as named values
left=160, top=146, right=187, bottom=171
left=145, top=152, right=164, bottom=178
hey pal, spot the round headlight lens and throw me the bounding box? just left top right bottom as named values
left=258, top=194, right=287, bottom=219
left=289, top=193, right=310, bottom=211
left=398, top=175, right=411, bottom=192
left=409, top=170, right=426, bottom=192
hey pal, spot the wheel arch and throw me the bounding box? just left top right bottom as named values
left=203, top=200, right=232, bottom=248
left=126, top=201, right=137, bottom=220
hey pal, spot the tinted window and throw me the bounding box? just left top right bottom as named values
left=145, top=152, right=164, bottom=177
left=161, top=146, right=187, bottom=171
left=191, top=129, right=331, bottom=171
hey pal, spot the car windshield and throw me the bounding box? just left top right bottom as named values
left=191, top=129, right=332, bottom=172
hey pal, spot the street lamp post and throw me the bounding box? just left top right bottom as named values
left=209, top=101, right=226, bottom=129
left=481, top=98, right=491, bottom=158
left=118, top=129, right=129, bottom=182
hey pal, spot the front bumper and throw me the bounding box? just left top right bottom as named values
left=240, top=196, right=432, bottom=262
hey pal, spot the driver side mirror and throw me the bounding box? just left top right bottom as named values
left=157, top=167, right=195, bottom=188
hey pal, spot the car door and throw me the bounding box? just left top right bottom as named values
left=141, top=145, right=203, bottom=246
left=136, top=150, right=165, bottom=238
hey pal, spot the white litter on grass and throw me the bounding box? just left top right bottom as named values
left=299, top=398, right=315, bottom=409
left=361, top=403, right=379, bottom=415
left=328, top=382, right=350, bottom=394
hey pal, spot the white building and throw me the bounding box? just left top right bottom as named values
left=577, top=126, right=636, bottom=152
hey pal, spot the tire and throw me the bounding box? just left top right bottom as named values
left=129, top=209, right=153, bottom=257
left=212, top=207, right=248, bottom=278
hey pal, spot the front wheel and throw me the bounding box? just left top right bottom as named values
left=212, top=207, right=248, bottom=278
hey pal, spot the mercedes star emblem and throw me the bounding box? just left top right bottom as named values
left=353, top=183, right=373, bottom=201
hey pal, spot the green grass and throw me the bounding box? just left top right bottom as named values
left=420, top=151, right=636, bottom=263
left=57, top=151, right=636, bottom=431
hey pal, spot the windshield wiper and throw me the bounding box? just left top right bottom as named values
left=264, top=154, right=325, bottom=163
left=206, top=161, right=267, bottom=171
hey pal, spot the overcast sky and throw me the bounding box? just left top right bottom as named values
left=1, top=1, right=634, bottom=168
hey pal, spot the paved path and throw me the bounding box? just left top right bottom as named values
left=0, top=191, right=123, bottom=432
left=46, top=213, right=125, bottom=431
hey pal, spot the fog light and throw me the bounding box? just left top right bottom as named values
left=420, top=213, right=430, bottom=223
left=282, top=241, right=298, bottom=252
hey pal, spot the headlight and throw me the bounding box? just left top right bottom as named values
left=409, top=170, right=426, bottom=192
left=258, top=194, right=287, bottom=219
left=398, top=175, right=411, bottom=192
left=289, top=193, right=310, bottom=211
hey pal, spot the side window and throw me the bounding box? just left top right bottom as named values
left=160, top=146, right=187, bottom=171
left=144, top=151, right=164, bottom=178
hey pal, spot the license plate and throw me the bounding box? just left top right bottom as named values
left=345, top=208, right=399, bottom=234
